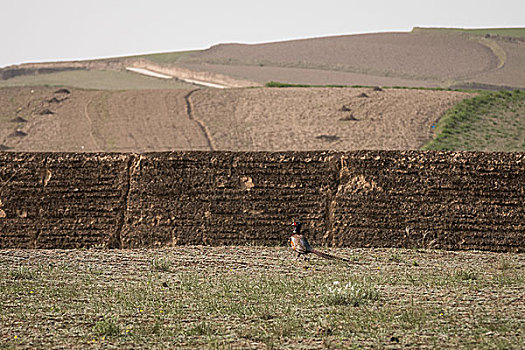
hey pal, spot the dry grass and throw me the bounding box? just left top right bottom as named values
left=1, top=247, right=523, bottom=349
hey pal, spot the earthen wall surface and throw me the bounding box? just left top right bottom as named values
left=1, top=151, right=523, bottom=251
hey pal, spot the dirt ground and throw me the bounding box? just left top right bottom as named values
left=0, top=86, right=473, bottom=152
left=191, top=87, right=474, bottom=151
left=178, top=31, right=502, bottom=88
left=2, top=30, right=523, bottom=90
left=0, top=247, right=523, bottom=349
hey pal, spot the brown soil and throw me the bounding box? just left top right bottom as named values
left=474, top=40, right=525, bottom=87
left=0, top=86, right=473, bottom=152
left=2, top=31, right=524, bottom=89
left=191, top=87, right=474, bottom=151
left=179, top=31, right=500, bottom=87
left=177, top=62, right=440, bottom=88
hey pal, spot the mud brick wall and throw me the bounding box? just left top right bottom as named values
left=331, top=151, right=525, bottom=252
left=0, top=151, right=524, bottom=251
left=122, top=152, right=338, bottom=247
left=0, top=153, right=130, bottom=248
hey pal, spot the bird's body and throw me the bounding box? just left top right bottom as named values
left=290, top=233, right=313, bottom=255
left=290, top=221, right=337, bottom=260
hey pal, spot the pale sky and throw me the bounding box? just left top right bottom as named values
left=1, top=0, right=524, bottom=68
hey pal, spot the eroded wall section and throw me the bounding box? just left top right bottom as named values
left=0, top=153, right=130, bottom=248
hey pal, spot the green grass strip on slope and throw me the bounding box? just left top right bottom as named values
left=412, top=27, right=525, bottom=38
left=265, top=81, right=350, bottom=88
left=128, top=50, right=201, bottom=64
left=265, top=81, right=449, bottom=90
left=264, top=81, right=470, bottom=91
left=423, top=90, right=525, bottom=151
left=453, top=28, right=525, bottom=38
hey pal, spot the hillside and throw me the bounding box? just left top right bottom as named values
left=0, top=27, right=523, bottom=154
left=0, top=86, right=473, bottom=152
left=174, top=28, right=525, bottom=89
left=1, top=28, right=524, bottom=90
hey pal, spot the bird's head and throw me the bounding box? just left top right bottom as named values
left=292, top=220, right=302, bottom=234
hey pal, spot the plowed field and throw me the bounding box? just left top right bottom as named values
left=0, top=86, right=473, bottom=152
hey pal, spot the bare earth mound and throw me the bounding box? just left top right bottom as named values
left=0, top=86, right=473, bottom=152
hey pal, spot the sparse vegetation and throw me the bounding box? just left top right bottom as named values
left=130, top=50, right=200, bottom=64
left=0, top=247, right=523, bottom=348
left=424, top=89, right=525, bottom=151
left=414, top=27, right=525, bottom=38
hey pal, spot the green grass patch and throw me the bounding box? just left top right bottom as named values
left=130, top=50, right=200, bottom=64
left=424, top=89, right=525, bottom=151
left=0, top=69, right=194, bottom=90
left=413, top=27, right=525, bottom=38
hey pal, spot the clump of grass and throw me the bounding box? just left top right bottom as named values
left=397, top=306, right=428, bottom=330
left=186, top=322, right=215, bottom=336
left=9, top=266, right=35, bottom=280
left=387, top=251, right=404, bottom=263
left=322, top=280, right=380, bottom=307
left=93, top=317, right=121, bottom=337
left=150, top=257, right=172, bottom=272
left=452, top=269, right=479, bottom=281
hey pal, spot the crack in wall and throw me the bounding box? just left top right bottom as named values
left=184, top=89, right=215, bottom=151
left=113, top=154, right=137, bottom=248
left=322, top=154, right=345, bottom=247
left=34, top=155, right=50, bottom=248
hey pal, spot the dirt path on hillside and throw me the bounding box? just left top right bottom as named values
left=184, top=89, right=215, bottom=150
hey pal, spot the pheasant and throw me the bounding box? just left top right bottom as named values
left=289, top=221, right=339, bottom=260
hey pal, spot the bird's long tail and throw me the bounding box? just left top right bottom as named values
left=311, top=249, right=337, bottom=260
left=311, top=249, right=353, bottom=263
